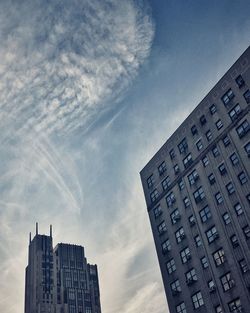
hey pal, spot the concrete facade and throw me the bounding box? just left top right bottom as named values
left=140, top=46, right=250, bottom=313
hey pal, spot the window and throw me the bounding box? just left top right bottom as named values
left=239, top=259, right=248, bottom=273
left=247, top=193, right=250, bottom=203
left=176, top=302, right=187, bottom=313
left=206, top=130, right=213, bottom=141
left=210, top=104, right=217, bottom=115
left=223, top=135, right=230, bottom=147
left=154, top=205, right=162, bottom=218
left=230, top=152, right=239, bottom=166
left=150, top=189, right=159, bottom=203
left=229, top=103, right=242, bottom=121
left=192, top=291, right=204, bottom=309
left=158, top=161, right=167, bottom=175
left=191, top=125, right=198, bottom=135
left=196, top=139, right=203, bottom=151
left=213, top=248, right=226, bottom=266
left=244, top=89, right=250, bottom=103
left=193, top=186, right=205, bottom=203
left=147, top=175, right=154, bottom=188
left=215, top=192, right=223, bottom=204
left=208, top=280, right=216, bottom=292
left=195, top=235, right=202, bottom=247
left=201, top=256, right=208, bottom=269
left=221, top=88, right=234, bottom=106
left=175, top=227, right=185, bottom=243
left=183, top=153, right=193, bottom=169
left=238, top=171, right=248, bottom=185
left=208, top=173, right=216, bottom=185
left=223, top=212, right=231, bottom=225
left=186, top=268, right=197, bottom=285
left=169, top=149, right=175, bottom=160
left=162, top=176, right=171, bottom=190
left=188, top=169, right=199, bottom=185
left=244, top=142, right=250, bottom=156
left=178, top=179, right=185, bottom=190
left=230, top=234, right=239, bottom=248
left=189, top=215, right=196, bottom=227
left=220, top=272, right=235, bottom=291
left=174, top=164, right=180, bottom=175
left=235, top=75, right=245, bottom=88
left=178, top=138, right=188, bottom=154
left=226, top=182, right=235, bottom=195
left=166, top=192, right=176, bottom=207
left=183, top=197, right=190, bottom=208
left=215, top=305, right=223, bottom=313
left=212, top=146, right=220, bottom=157
left=234, top=202, right=243, bottom=216
left=228, top=298, right=242, bottom=313
left=166, top=258, right=176, bottom=274
left=236, top=119, right=249, bottom=138
left=218, top=163, right=227, bottom=175
left=200, top=115, right=207, bottom=126
left=158, top=221, right=167, bottom=235
left=206, top=226, right=219, bottom=243
left=162, top=239, right=171, bottom=254
left=216, top=119, right=223, bottom=130
left=202, top=155, right=209, bottom=167
left=180, top=247, right=191, bottom=264
left=171, top=209, right=181, bottom=224
left=171, top=279, right=181, bottom=294
left=199, top=205, right=211, bottom=223
left=243, top=225, right=250, bottom=239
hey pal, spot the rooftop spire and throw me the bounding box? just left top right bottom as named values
left=50, top=225, right=52, bottom=237
left=36, top=222, right=38, bottom=235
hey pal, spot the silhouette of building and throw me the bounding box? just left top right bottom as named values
left=140, top=46, right=250, bottom=313
left=25, top=224, right=101, bottom=313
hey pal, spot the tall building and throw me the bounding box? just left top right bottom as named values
left=140, top=46, right=250, bottom=313
left=25, top=224, right=101, bottom=313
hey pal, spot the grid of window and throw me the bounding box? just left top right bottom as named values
left=236, top=119, right=249, bottom=138
left=199, top=205, right=211, bottom=223
left=244, top=142, right=250, bottom=156
left=189, top=215, right=195, bottom=226
left=195, top=235, right=202, bottom=247
left=234, top=203, right=243, bottom=216
left=166, top=259, right=176, bottom=274
left=191, top=125, right=198, bottom=135
left=171, top=209, right=181, bottom=224
left=213, top=248, right=226, bottom=266
left=223, top=212, right=231, bottom=225
left=158, top=161, right=167, bottom=175
left=162, top=239, right=171, bottom=254
left=150, top=189, right=159, bottom=203
left=218, top=163, right=227, bottom=175
left=201, top=256, right=208, bottom=269
left=178, top=179, right=185, bottom=190
left=166, top=192, right=176, bottom=207
left=208, top=173, right=216, bottom=185
left=196, top=139, right=203, bottom=151
left=215, top=192, right=223, bottom=204
left=230, top=152, right=239, bottom=166
left=243, top=225, right=250, bottom=239
left=230, top=234, right=239, bottom=248
left=183, top=197, right=190, bottom=208
left=212, top=146, right=220, bottom=157
left=206, top=130, right=213, bottom=141
left=244, top=89, right=250, bottom=103
left=220, top=272, right=234, bottom=291
left=221, top=88, right=234, bottom=106
left=186, top=268, right=197, bottom=284
left=183, top=153, right=193, bottom=168
left=223, top=135, right=230, bottom=147
left=192, top=291, right=204, bottom=309
left=193, top=186, right=205, bottom=203
left=147, top=175, right=154, bottom=188
left=180, top=247, right=191, bottom=264
left=200, top=115, right=207, bottom=126
left=216, top=119, right=223, bottom=130
left=226, top=182, right=235, bottom=195
left=210, top=104, right=217, bottom=115
left=171, top=279, right=181, bottom=293
left=206, top=226, right=219, bottom=243
left=229, top=103, right=242, bottom=121
left=158, top=221, right=167, bottom=235
left=188, top=169, right=199, bottom=185
left=175, top=227, right=185, bottom=243
left=228, top=298, right=242, bottom=313
left=202, top=155, right=209, bottom=167
left=178, top=138, right=188, bottom=154
left=235, top=75, right=245, bottom=88
left=176, top=302, right=187, bottom=313
left=154, top=205, right=162, bottom=218
left=170, top=149, right=175, bottom=159
left=238, top=171, right=248, bottom=185
left=162, top=176, right=171, bottom=190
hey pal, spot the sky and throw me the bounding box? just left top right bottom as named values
left=0, top=1, right=250, bottom=312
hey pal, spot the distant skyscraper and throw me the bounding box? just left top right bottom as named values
left=25, top=224, right=101, bottom=313
left=140, top=46, right=250, bottom=313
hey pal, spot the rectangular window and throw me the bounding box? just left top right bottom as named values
left=206, top=130, right=213, bottom=141
left=212, top=146, right=220, bottom=157
left=239, top=259, right=248, bottom=273
left=234, top=202, right=243, bottom=216
left=202, top=155, right=209, bottom=167
left=238, top=171, right=248, bottom=185
left=244, top=142, right=250, bottom=157
left=228, top=298, right=242, bottom=313
left=229, top=103, right=242, bottom=121
left=171, top=279, right=181, bottom=294
left=210, top=104, right=217, bottom=115
left=208, top=280, right=216, bottom=293
left=193, top=186, right=205, bottom=203
left=236, top=119, right=249, bottom=138
left=218, top=163, right=227, bottom=175
left=194, top=235, right=202, bottom=247
left=208, top=173, right=216, bottom=185
left=175, top=227, right=185, bottom=243
left=216, top=119, right=223, bottom=130
left=150, top=189, right=159, bottom=203
left=162, top=176, right=171, bottom=190
left=183, top=197, right=190, bottom=208
left=223, top=212, right=231, bottom=225
left=213, top=248, right=226, bottom=266
left=183, top=153, right=193, bottom=169
left=243, top=225, right=250, bottom=239
left=162, top=239, right=171, bottom=254
left=200, top=115, right=207, bottom=126
left=223, top=135, right=230, bottom=147
left=244, top=89, right=250, bottom=103
left=180, top=247, right=191, bottom=264
left=154, top=205, right=162, bottom=218
left=166, top=258, right=176, bottom=274
left=191, top=125, right=198, bottom=135
left=174, top=164, right=180, bottom=174
left=171, top=209, right=181, bottom=224
left=158, top=161, right=167, bottom=175
left=235, top=75, right=245, bottom=88
left=176, top=302, right=187, bottom=313
left=166, top=192, right=176, bottom=207
left=196, top=139, right=203, bottom=151
left=226, top=182, right=235, bottom=195
left=178, top=179, right=184, bottom=190
left=169, top=149, right=175, bottom=160
left=201, top=256, right=208, bottom=269
left=189, top=215, right=196, bottom=227
left=206, top=226, right=219, bottom=243
left=178, top=138, right=188, bottom=154
left=147, top=175, right=154, bottom=188
left=230, top=234, right=239, bottom=248
left=192, top=291, right=204, bottom=309
left=220, top=272, right=234, bottom=291
left=186, top=268, right=197, bottom=285
left=188, top=169, right=199, bottom=185
left=215, top=305, right=223, bottom=313
left=215, top=192, right=223, bottom=204
left=221, top=88, right=234, bottom=106
left=158, top=221, right=167, bottom=235
left=199, top=205, right=211, bottom=223
left=230, top=152, right=239, bottom=166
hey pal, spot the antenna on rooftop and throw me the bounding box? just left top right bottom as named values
left=36, top=222, right=38, bottom=235
left=50, top=225, right=52, bottom=237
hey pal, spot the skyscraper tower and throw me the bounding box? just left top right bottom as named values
left=140, top=46, right=250, bottom=313
left=25, top=224, right=101, bottom=313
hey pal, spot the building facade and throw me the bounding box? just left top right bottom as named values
left=25, top=224, right=101, bottom=313
left=140, top=46, right=250, bottom=313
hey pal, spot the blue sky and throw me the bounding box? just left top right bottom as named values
left=0, top=1, right=250, bottom=312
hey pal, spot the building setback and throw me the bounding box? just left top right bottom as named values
left=25, top=224, right=101, bottom=313
left=140, top=46, right=250, bottom=313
